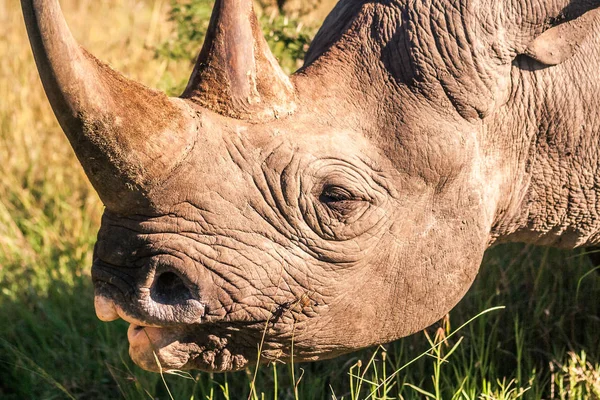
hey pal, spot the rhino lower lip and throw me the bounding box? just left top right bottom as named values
left=126, top=323, right=251, bottom=372
left=127, top=323, right=170, bottom=349
left=128, top=324, right=150, bottom=343
left=126, top=324, right=197, bottom=371
left=131, top=324, right=145, bottom=333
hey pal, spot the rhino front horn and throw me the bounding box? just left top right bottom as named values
left=182, top=0, right=296, bottom=121
left=21, top=0, right=197, bottom=213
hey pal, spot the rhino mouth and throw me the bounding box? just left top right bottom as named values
left=126, top=323, right=253, bottom=372
left=96, top=297, right=258, bottom=372
left=94, top=274, right=325, bottom=372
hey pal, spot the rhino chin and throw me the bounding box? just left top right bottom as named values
left=127, top=324, right=250, bottom=372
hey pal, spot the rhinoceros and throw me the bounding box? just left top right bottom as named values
left=22, top=0, right=600, bottom=372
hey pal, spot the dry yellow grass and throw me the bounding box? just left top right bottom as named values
left=0, top=0, right=189, bottom=269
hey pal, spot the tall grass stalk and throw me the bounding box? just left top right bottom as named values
left=365, top=306, right=506, bottom=400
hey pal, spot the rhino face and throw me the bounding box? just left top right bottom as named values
left=25, top=0, right=594, bottom=372
left=89, top=107, right=490, bottom=371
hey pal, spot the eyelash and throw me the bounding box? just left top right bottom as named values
left=319, top=185, right=356, bottom=204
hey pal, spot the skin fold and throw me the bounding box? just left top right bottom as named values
left=22, top=0, right=600, bottom=372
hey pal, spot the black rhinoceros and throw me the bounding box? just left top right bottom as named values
left=22, top=0, right=600, bottom=371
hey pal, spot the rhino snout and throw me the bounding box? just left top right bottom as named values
left=92, top=263, right=205, bottom=327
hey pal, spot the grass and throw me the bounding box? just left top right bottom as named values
left=0, top=0, right=599, bottom=398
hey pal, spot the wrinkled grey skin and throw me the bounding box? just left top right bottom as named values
left=22, top=0, right=600, bottom=372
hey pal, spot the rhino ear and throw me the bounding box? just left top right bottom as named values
left=523, top=8, right=599, bottom=66
left=182, top=0, right=296, bottom=121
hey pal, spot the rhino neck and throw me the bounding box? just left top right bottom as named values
left=490, top=29, right=600, bottom=248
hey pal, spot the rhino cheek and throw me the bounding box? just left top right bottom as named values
left=388, top=195, right=490, bottom=336
left=326, top=180, right=492, bottom=346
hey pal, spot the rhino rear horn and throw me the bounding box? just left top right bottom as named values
left=21, top=0, right=197, bottom=213
left=182, top=0, right=296, bottom=121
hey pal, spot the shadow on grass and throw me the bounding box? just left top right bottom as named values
left=0, top=243, right=599, bottom=399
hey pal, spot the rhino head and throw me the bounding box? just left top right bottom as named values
left=23, top=0, right=600, bottom=371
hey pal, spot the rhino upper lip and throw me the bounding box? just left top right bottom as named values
left=96, top=290, right=271, bottom=333
left=95, top=278, right=288, bottom=332
left=95, top=293, right=172, bottom=328
left=116, top=304, right=166, bottom=329
left=94, top=272, right=207, bottom=325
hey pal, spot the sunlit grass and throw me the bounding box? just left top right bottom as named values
left=1, top=0, right=599, bottom=398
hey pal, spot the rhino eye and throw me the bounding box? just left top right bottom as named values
left=319, top=185, right=361, bottom=211
left=320, top=185, right=354, bottom=202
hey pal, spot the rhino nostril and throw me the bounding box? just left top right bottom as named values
left=151, top=271, right=193, bottom=305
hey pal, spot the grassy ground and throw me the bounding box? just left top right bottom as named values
left=1, top=0, right=599, bottom=398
